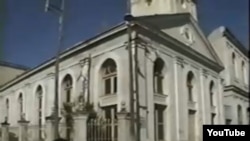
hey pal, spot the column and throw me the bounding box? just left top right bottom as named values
left=145, top=53, right=155, bottom=141
left=200, top=69, right=209, bottom=124
left=18, top=119, right=30, bottom=141
left=46, top=73, right=55, bottom=117
left=217, top=78, right=225, bottom=124
left=1, top=121, right=10, bottom=141
left=73, top=113, right=88, bottom=141
left=173, top=57, right=186, bottom=141
left=117, top=110, right=133, bottom=141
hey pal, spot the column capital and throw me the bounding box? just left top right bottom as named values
left=201, top=69, right=208, bottom=78
left=46, top=72, right=55, bottom=79
left=45, top=115, right=61, bottom=123
left=174, top=56, right=185, bottom=68
left=18, top=120, right=30, bottom=125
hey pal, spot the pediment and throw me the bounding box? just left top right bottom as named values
left=134, top=14, right=223, bottom=66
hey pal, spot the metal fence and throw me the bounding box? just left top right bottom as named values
left=87, top=118, right=118, bottom=141
left=8, top=126, right=18, bottom=141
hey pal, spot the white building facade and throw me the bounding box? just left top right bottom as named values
left=0, top=1, right=249, bottom=141
left=209, top=26, right=249, bottom=125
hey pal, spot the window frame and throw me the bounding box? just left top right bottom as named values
left=102, top=59, right=117, bottom=96
left=154, top=104, right=166, bottom=141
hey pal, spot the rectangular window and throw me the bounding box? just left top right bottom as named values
left=210, top=93, right=213, bottom=106
left=103, top=106, right=117, bottom=139
left=188, top=110, right=196, bottom=141
left=155, top=105, right=165, bottom=141
left=66, top=90, right=71, bottom=102
left=211, top=113, right=216, bottom=125
left=154, top=76, right=163, bottom=94
left=103, top=106, right=117, bottom=119
left=225, top=119, right=231, bottom=125
left=113, top=76, right=117, bottom=93
left=188, top=86, right=193, bottom=101
left=157, top=76, right=163, bottom=94
left=105, top=78, right=111, bottom=95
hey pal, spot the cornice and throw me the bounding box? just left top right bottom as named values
left=224, top=85, right=249, bottom=98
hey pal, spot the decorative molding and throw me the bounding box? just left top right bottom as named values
left=180, top=26, right=195, bottom=46
left=46, top=72, right=55, bottom=78
left=174, top=56, right=185, bottom=68
left=154, top=94, right=168, bottom=105
left=224, top=85, right=249, bottom=98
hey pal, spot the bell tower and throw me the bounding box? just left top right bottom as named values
left=130, top=0, right=198, bottom=20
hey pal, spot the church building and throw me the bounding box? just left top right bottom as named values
left=0, top=0, right=249, bottom=141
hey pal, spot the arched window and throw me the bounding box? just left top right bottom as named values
left=237, top=105, right=243, bottom=124
left=101, top=59, right=117, bottom=95
left=153, top=58, right=165, bottom=94
left=187, top=72, right=195, bottom=102
left=36, top=85, right=43, bottom=141
left=232, top=53, right=237, bottom=77
left=62, top=74, right=73, bottom=103
left=62, top=74, right=73, bottom=140
left=18, top=93, right=23, bottom=119
left=6, top=99, right=9, bottom=122
left=209, top=81, right=214, bottom=107
left=241, top=61, right=246, bottom=83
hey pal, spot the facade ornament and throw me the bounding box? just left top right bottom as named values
left=220, top=78, right=225, bottom=86
left=61, top=95, right=94, bottom=116
left=47, top=72, right=55, bottom=78
left=120, top=101, right=126, bottom=112
left=202, top=69, right=208, bottom=78
left=174, top=56, right=185, bottom=68
left=78, top=58, right=90, bottom=103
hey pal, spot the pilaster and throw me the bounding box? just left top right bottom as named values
left=45, top=115, right=61, bottom=141
left=46, top=73, right=55, bottom=117
left=173, top=56, right=186, bottom=141
left=1, top=121, right=10, bottom=141
left=200, top=69, right=209, bottom=124
left=73, top=113, right=89, bottom=141
left=18, top=118, right=30, bottom=141
left=117, top=110, right=134, bottom=141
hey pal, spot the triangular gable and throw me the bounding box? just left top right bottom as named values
left=134, top=14, right=223, bottom=66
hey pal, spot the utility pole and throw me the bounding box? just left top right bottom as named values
left=45, top=0, right=65, bottom=139
left=125, top=0, right=135, bottom=140
left=134, top=34, right=141, bottom=141
left=125, top=1, right=141, bottom=141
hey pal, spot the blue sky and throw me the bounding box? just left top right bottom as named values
left=2, top=0, right=249, bottom=68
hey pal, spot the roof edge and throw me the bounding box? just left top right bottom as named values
left=0, top=21, right=127, bottom=91
left=0, top=61, right=30, bottom=71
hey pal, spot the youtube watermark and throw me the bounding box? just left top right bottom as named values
left=203, top=125, right=249, bottom=141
